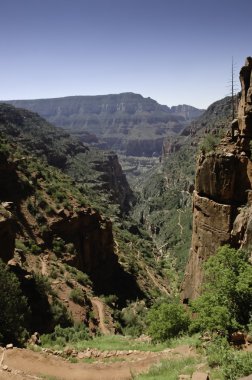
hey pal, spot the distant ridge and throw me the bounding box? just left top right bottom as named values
left=5, top=93, right=204, bottom=156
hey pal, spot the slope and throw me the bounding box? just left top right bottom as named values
left=0, top=103, right=171, bottom=341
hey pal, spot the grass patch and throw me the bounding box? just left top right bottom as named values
left=40, top=375, right=59, bottom=380
left=135, top=357, right=198, bottom=379
left=168, top=333, right=201, bottom=349
left=74, top=335, right=167, bottom=352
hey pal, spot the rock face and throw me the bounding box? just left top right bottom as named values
left=182, top=57, right=252, bottom=301
left=6, top=93, right=204, bottom=156
left=0, top=205, right=15, bottom=262
left=50, top=210, right=116, bottom=289
left=90, top=152, right=135, bottom=212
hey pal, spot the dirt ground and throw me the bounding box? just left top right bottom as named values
left=0, top=345, right=195, bottom=380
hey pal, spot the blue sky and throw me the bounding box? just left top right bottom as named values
left=0, top=0, right=251, bottom=108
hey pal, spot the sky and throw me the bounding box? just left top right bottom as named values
left=0, top=0, right=251, bottom=109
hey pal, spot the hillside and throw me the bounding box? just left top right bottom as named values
left=6, top=93, right=204, bottom=156
left=0, top=103, right=171, bottom=343
left=0, top=103, right=134, bottom=214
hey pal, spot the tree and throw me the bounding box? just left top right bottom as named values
left=147, top=301, right=190, bottom=342
left=0, top=259, right=29, bottom=345
left=190, top=245, right=252, bottom=333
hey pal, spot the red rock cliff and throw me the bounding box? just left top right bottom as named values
left=182, top=57, right=252, bottom=301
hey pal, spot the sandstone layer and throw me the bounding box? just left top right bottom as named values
left=182, top=57, right=252, bottom=301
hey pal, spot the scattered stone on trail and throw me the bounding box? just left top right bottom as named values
left=6, top=344, right=13, bottom=350
left=28, top=332, right=41, bottom=346
left=247, top=334, right=252, bottom=344
left=2, top=365, right=9, bottom=371
left=191, top=372, right=209, bottom=380
left=63, top=347, right=73, bottom=356
left=179, top=375, right=191, bottom=380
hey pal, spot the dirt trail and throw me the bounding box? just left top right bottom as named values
left=0, top=345, right=195, bottom=380
left=91, top=297, right=111, bottom=335
left=145, top=266, right=170, bottom=296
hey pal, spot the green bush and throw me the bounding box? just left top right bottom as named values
left=69, top=289, right=84, bottom=305
left=147, top=301, right=190, bottom=342
left=206, top=336, right=252, bottom=380
left=190, top=245, right=252, bottom=333
left=200, top=133, right=220, bottom=153
left=222, top=351, right=252, bottom=380
left=0, top=259, right=29, bottom=345
left=50, top=298, right=72, bottom=327
left=41, top=324, right=90, bottom=348
left=52, top=237, right=65, bottom=255
left=120, top=301, right=147, bottom=337
left=76, top=272, right=92, bottom=286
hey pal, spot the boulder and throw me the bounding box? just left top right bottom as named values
left=229, top=331, right=246, bottom=345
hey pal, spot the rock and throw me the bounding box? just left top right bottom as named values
left=0, top=206, right=15, bottom=262
left=181, top=57, right=252, bottom=302
left=182, top=192, right=234, bottom=300
left=28, top=332, right=41, bottom=345
left=77, top=352, right=86, bottom=359
left=6, top=344, right=13, bottom=349
left=230, top=331, right=246, bottom=345
left=191, top=372, right=209, bottom=380
left=64, top=347, right=73, bottom=356
left=247, top=334, right=252, bottom=343
left=179, top=375, right=191, bottom=380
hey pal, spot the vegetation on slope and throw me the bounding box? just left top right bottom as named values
left=130, top=96, right=234, bottom=275
left=0, top=103, right=174, bottom=345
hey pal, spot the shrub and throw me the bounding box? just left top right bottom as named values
left=190, top=245, right=252, bottom=333
left=0, top=259, right=29, bottom=345
left=41, top=324, right=90, bottom=348
left=15, top=239, right=28, bottom=252
left=147, top=301, right=190, bottom=342
left=119, top=301, right=147, bottom=337
left=76, top=272, right=92, bottom=286
left=50, top=298, right=72, bottom=327
left=206, top=336, right=252, bottom=380
left=50, top=268, right=58, bottom=279
left=200, top=133, right=220, bottom=154
left=69, top=289, right=84, bottom=305
left=52, top=237, right=65, bottom=255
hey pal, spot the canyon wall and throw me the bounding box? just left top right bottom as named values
left=182, top=57, right=252, bottom=301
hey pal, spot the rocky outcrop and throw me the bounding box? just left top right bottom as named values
left=162, top=137, right=183, bottom=157
left=182, top=57, right=252, bottom=301
left=91, top=152, right=135, bottom=212
left=0, top=204, right=15, bottom=262
left=49, top=209, right=142, bottom=299
left=170, top=104, right=205, bottom=121
left=50, top=210, right=116, bottom=281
